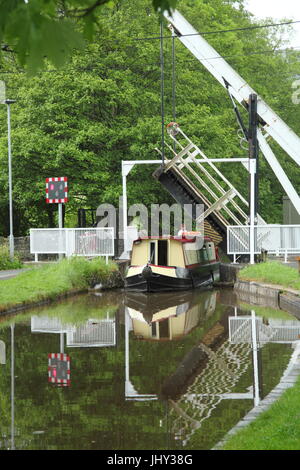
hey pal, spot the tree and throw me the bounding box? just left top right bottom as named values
left=0, top=0, right=178, bottom=73
left=0, top=0, right=299, bottom=236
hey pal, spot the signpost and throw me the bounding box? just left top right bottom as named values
left=46, top=176, right=68, bottom=226
left=1, top=80, right=16, bottom=260
left=46, top=177, right=68, bottom=259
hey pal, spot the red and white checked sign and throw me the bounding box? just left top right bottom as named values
left=46, top=177, right=68, bottom=203
left=48, top=353, right=71, bottom=387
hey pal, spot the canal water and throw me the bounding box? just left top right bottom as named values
left=0, top=288, right=299, bottom=450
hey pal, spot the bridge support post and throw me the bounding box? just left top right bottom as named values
left=248, top=94, right=259, bottom=264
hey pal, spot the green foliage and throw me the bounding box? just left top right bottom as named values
left=0, top=256, right=120, bottom=311
left=238, top=261, right=300, bottom=290
left=0, top=0, right=178, bottom=73
left=0, top=244, right=23, bottom=269
left=0, top=0, right=299, bottom=236
left=62, top=255, right=120, bottom=288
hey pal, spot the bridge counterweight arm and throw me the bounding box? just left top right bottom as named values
left=164, top=9, right=300, bottom=215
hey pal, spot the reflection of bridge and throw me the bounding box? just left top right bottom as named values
left=167, top=338, right=251, bottom=446
left=229, top=316, right=300, bottom=344
left=166, top=312, right=300, bottom=447
left=31, top=315, right=117, bottom=348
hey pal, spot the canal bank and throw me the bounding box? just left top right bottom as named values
left=0, top=260, right=242, bottom=316
left=213, top=341, right=300, bottom=450
left=212, top=260, right=300, bottom=450
left=0, top=257, right=123, bottom=316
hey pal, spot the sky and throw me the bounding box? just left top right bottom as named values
left=245, top=0, right=300, bottom=48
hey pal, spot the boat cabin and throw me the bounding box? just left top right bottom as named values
left=131, top=235, right=218, bottom=268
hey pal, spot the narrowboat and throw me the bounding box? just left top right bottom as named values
left=124, top=233, right=220, bottom=292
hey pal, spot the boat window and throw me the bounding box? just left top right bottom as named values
left=183, top=241, right=199, bottom=265
left=199, top=246, right=209, bottom=263
left=158, top=240, right=168, bottom=266
left=149, top=241, right=156, bottom=264
left=184, top=249, right=199, bottom=265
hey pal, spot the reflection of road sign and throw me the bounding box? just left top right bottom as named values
left=0, top=340, right=5, bottom=364
left=48, top=353, right=70, bottom=386
left=46, top=177, right=68, bottom=203
left=0, top=81, right=5, bottom=104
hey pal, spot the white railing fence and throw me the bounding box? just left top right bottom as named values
left=227, top=224, right=300, bottom=259
left=30, top=227, right=114, bottom=262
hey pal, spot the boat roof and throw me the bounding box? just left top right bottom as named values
left=133, top=233, right=213, bottom=244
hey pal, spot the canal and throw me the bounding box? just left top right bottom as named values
left=0, top=288, right=299, bottom=450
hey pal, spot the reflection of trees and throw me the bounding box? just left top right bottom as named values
left=128, top=302, right=226, bottom=396
left=0, top=318, right=167, bottom=450
left=0, top=294, right=293, bottom=450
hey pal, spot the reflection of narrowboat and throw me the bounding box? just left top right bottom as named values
left=125, top=234, right=220, bottom=292
left=125, top=290, right=217, bottom=341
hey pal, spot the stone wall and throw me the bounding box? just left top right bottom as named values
left=0, top=236, right=34, bottom=261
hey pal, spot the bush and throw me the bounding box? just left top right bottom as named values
left=60, top=256, right=122, bottom=289
left=0, top=245, right=23, bottom=270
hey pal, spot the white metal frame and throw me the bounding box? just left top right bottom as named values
left=227, top=224, right=300, bottom=261
left=30, top=227, right=114, bottom=262
left=122, top=154, right=252, bottom=258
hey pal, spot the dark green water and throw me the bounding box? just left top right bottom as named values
left=0, top=288, right=299, bottom=450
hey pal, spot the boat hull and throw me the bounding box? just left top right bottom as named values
left=125, top=262, right=220, bottom=293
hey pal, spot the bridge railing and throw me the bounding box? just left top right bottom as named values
left=227, top=224, right=300, bottom=259
left=30, top=227, right=114, bottom=262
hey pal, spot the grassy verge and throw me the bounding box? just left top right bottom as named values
left=226, top=261, right=300, bottom=450
left=220, top=375, right=300, bottom=450
left=0, top=245, right=23, bottom=270
left=238, top=261, right=300, bottom=291
left=0, top=257, right=122, bottom=313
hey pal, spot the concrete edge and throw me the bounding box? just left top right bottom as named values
left=234, top=279, right=300, bottom=319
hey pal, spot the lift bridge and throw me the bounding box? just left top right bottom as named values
left=151, top=10, right=300, bottom=257
left=153, top=124, right=263, bottom=253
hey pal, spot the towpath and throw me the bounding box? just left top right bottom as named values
left=0, top=268, right=29, bottom=280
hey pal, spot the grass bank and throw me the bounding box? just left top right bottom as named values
left=220, top=375, right=300, bottom=450
left=238, top=261, right=300, bottom=291
left=0, top=245, right=23, bottom=270
left=0, top=257, right=122, bottom=313
left=226, top=260, right=300, bottom=450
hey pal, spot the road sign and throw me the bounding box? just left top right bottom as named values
left=48, top=353, right=70, bottom=387
left=46, top=177, right=68, bottom=203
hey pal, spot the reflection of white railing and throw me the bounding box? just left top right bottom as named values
left=227, top=224, right=300, bottom=257
left=229, top=316, right=300, bottom=344
left=30, top=227, right=114, bottom=261
left=66, top=319, right=116, bottom=348
left=31, top=316, right=117, bottom=348
left=31, top=316, right=69, bottom=333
